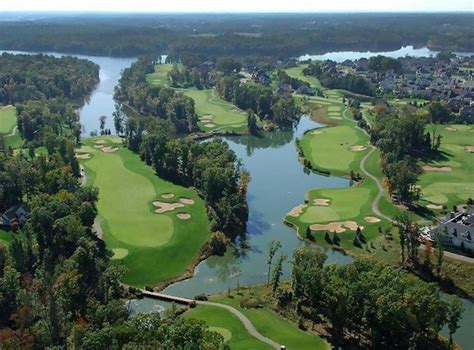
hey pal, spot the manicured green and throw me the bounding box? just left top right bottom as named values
left=186, top=305, right=273, bottom=350
left=419, top=124, right=474, bottom=207
left=284, top=64, right=322, bottom=89
left=79, top=136, right=210, bottom=287
left=146, top=64, right=173, bottom=87
left=211, top=294, right=329, bottom=350
left=0, top=105, right=17, bottom=134
left=182, top=88, right=248, bottom=132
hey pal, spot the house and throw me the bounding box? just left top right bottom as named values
left=429, top=207, right=474, bottom=252
left=0, top=204, right=30, bottom=229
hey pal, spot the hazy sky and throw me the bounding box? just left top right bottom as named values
left=1, top=0, right=473, bottom=12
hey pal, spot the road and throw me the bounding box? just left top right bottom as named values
left=197, top=301, right=281, bottom=349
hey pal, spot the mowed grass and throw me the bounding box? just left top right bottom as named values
left=186, top=305, right=273, bottom=350
left=299, top=125, right=368, bottom=176
left=0, top=229, right=12, bottom=245
left=210, top=293, right=329, bottom=350
left=146, top=64, right=173, bottom=87
left=419, top=124, right=474, bottom=207
left=79, top=136, right=209, bottom=287
left=283, top=64, right=322, bottom=89
left=182, top=88, right=248, bottom=133
left=0, top=105, right=22, bottom=148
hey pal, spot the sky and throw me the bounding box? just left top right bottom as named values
left=0, top=0, right=473, bottom=13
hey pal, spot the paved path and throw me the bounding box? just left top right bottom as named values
left=197, top=301, right=281, bottom=349
left=8, top=126, right=17, bottom=137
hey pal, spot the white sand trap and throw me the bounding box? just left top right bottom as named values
left=204, top=123, right=216, bottom=128
left=94, top=145, right=104, bottom=149
left=422, top=165, right=452, bottom=172
left=95, top=140, right=106, bottom=144
left=310, top=221, right=363, bottom=233
left=179, top=197, right=195, bottom=205
left=230, top=108, right=241, bottom=112
left=161, top=193, right=175, bottom=199
left=350, top=145, right=367, bottom=152
left=311, top=130, right=323, bottom=135
left=111, top=248, right=129, bottom=260
left=176, top=213, right=191, bottom=220
left=153, top=201, right=184, bottom=213
left=288, top=204, right=307, bottom=217
left=102, top=146, right=119, bottom=153
left=76, top=153, right=91, bottom=159
left=313, top=198, right=330, bottom=206
left=330, top=116, right=343, bottom=120
left=427, top=204, right=443, bottom=210
left=465, top=146, right=474, bottom=153
left=364, top=216, right=381, bottom=223
left=445, top=127, right=457, bottom=131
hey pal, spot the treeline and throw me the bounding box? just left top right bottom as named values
left=0, top=14, right=472, bottom=57
left=370, top=106, right=434, bottom=203
left=290, top=247, right=463, bottom=349
left=114, top=58, right=198, bottom=134
left=125, top=117, right=249, bottom=239
left=368, top=55, right=403, bottom=73
left=216, top=75, right=299, bottom=126
left=303, top=62, right=375, bottom=96
left=0, top=53, right=99, bottom=105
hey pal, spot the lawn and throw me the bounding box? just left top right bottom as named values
left=284, top=65, right=322, bottom=89
left=79, top=136, right=210, bottom=287
left=0, top=229, right=12, bottom=245
left=186, top=305, right=274, bottom=350
left=0, top=105, right=22, bottom=148
left=419, top=124, right=474, bottom=208
left=146, top=64, right=173, bottom=87
left=182, top=88, right=248, bottom=133
left=209, top=292, right=329, bottom=350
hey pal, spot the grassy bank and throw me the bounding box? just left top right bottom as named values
left=78, top=136, right=210, bottom=287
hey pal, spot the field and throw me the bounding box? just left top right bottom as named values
left=182, top=88, right=248, bottom=133
left=186, top=305, right=274, bottom=350
left=284, top=64, right=322, bottom=89
left=78, top=136, right=209, bottom=287
left=419, top=124, right=474, bottom=208
left=0, top=105, right=22, bottom=148
left=146, top=63, right=173, bottom=87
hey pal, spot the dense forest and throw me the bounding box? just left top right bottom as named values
left=0, top=13, right=472, bottom=58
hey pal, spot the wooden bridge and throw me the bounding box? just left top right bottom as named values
left=139, top=289, right=196, bottom=306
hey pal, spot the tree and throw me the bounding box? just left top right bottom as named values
left=446, top=297, right=464, bottom=349
left=271, top=254, right=287, bottom=295
left=99, top=116, right=107, bottom=135
left=247, top=110, right=259, bottom=135
left=435, top=228, right=446, bottom=275
left=428, top=101, right=452, bottom=124
left=266, top=241, right=282, bottom=285
left=216, top=57, right=241, bottom=74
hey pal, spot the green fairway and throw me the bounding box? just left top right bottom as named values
left=182, top=88, right=248, bottom=133
left=284, top=65, right=322, bottom=89
left=79, top=136, right=209, bottom=287
left=211, top=294, right=329, bottom=350
left=299, top=125, right=368, bottom=176
left=419, top=125, right=474, bottom=207
left=186, top=305, right=273, bottom=350
left=146, top=64, right=173, bottom=87
left=0, top=229, right=12, bottom=245
left=0, top=105, right=21, bottom=148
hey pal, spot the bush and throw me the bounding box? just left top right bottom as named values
left=240, top=297, right=263, bottom=309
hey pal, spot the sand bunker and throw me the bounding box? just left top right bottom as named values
left=313, top=198, right=330, bottom=206
left=350, top=145, right=367, bottom=152
left=102, top=147, right=119, bottom=153
left=176, top=213, right=191, bottom=220
left=76, top=153, right=91, bottom=159
left=111, top=248, right=129, bottom=260
left=95, top=140, right=106, bottom=144
left=310, top=221, right=362, bottom=233
left=161, top=193, right=175, bottom=199
left=288, top=204, right=307, bottom=217
left=445, top=127, right=457, bottom=131
left=179, top=197, right=195, bottom=205
left=204, top=123, right=216, bottom=128
left=311, top=130, right=323, bottom=135
left=153, top=201, right=184, bottom=213
left=94, top=145, right=104, bottom=149
left=364, top=216, right=381, bottom=223
left=422, top=166, right=452, bottom=172
left=427, top=204, right=443, bottom=210
left=465, top=146, right=474, bottom=153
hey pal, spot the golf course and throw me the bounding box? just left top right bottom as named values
left=146, top=63, right=173, bottom=87
left=0, top=105, right=21, bottom=148
left=78, top=136, right=210, bottom=287
left=419, top=124, right=474, bottom=209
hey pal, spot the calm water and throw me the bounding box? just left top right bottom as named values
left=299, top=45, right=473, bottom=62
left=2, top=49, right=472, bottom=349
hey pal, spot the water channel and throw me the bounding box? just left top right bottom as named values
left=2, top=47, right=472, bottom=349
